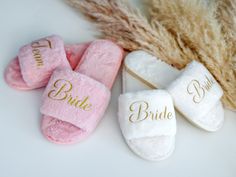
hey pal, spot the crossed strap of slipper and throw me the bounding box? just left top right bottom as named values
left=119, top=50, right=224, bottom=161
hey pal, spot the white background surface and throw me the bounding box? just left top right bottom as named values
left=0, top=0, right=236, bottom=177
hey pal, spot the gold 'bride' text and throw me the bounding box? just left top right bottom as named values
left=128, top=100, right=172, bottom=123
left=187, top=75, right=215, bottom=103
left=48, top=79, right=92, bottom=111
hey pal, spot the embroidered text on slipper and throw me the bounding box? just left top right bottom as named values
left=31, top=39, right=52, bottom=68
left=47, top=79, right=92, bottom=111
left=128, top=100, right=173, bottom=123
left=187, top=75, right=215, bottom=103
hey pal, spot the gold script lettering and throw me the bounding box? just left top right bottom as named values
left=48, top=79, right=92, bottom=111
left=48, top=79, right=72, bottom=100
left=129, top=101, right=172, bottom=123
left=187, top=75, right=215, bottom=104
left=31, top=39, right=52, bottom=67
left=129, top=101, right=149, bottom=123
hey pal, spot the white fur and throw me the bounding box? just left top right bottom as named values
left=167, top=61, right=224, bottom=131
left=119, top=62, right=176, bottom=161
left=125, top=50, right=224, bottom=132
left=119, top=90, right=176, bottom=139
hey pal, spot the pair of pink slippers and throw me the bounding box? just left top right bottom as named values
left=4, top=35, right=124, bottom=144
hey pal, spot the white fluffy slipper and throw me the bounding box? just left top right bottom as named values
left=118, top=60, right=176, bottom=161
left=124, top=50, right=224, bottom=132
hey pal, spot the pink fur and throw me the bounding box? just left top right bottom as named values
left=18, top=35, right=70, bottom=87
left=41, top=115, right=90, bottom=144
left=40, top=69, right=111, bottom=132
left=65, top=42, right=90, bottom=69
left=4, top=36, right=90, bottom=90
left=41, top=40, right=124, bottom=144
left=75, top=40, right=124, bottom=89
left=4, top=57, right=33, bottom=90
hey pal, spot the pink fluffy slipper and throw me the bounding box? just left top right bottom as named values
left=4, top=35, right=90, bottom=90
left=40, top=40, right=124, bottom=144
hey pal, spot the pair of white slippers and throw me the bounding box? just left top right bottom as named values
left=118, top=51, right=224, bottom=161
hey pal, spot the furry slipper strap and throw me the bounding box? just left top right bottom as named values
left=119, top=90, right=176, bottom=140
left=40, top=69, right=111, bottom=132
left=167, top=61, right=223, bottom=129
left=16, top=35, right=70, bottom=87
left=4, top=35, right=89, bottom=90
left=124, top=50, right=224, bottom=132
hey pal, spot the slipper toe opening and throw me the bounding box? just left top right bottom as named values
left=127, top=136, right=175, bottom=161
left=41, top=115, right=90, bottom=144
